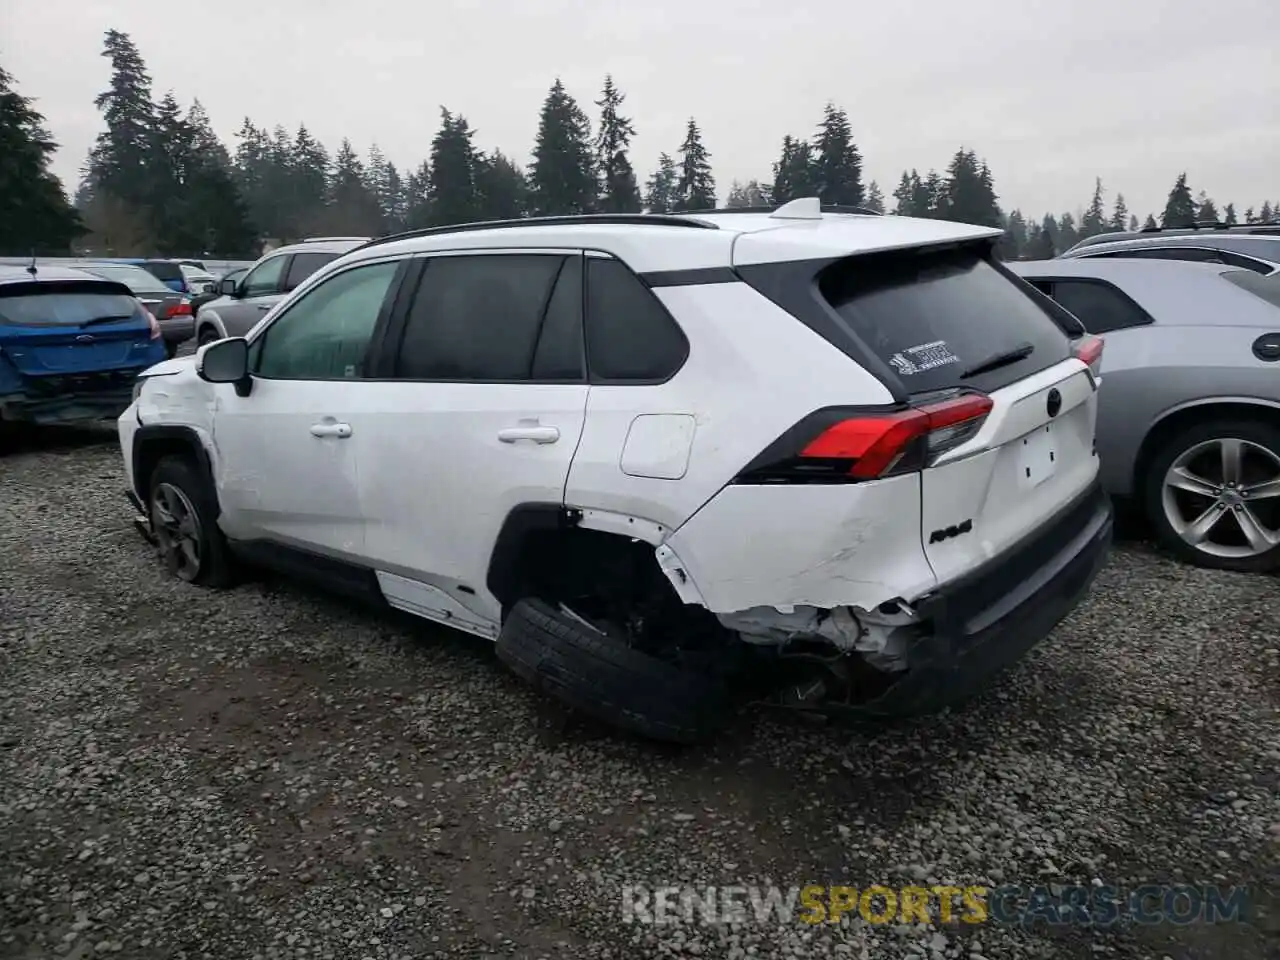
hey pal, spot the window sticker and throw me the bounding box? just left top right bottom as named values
left=889, top=340, right=960, bottom=376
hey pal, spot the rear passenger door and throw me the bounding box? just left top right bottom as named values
left=356, top=251, right=589, bottom=631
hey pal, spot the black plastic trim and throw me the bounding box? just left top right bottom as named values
left=352, top=214, right=719, bottom=252
left=227, top=539, right=386, bottom=606
left=641, top=266, right=739, bottom=287
left=131, top=424, right=215, bottom=503
left=485, top=503, right=572, bottom=607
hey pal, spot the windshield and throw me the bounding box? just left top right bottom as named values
left=77, top=263, right=172, bottom=295
left=0, top=282, right=141, bottom=327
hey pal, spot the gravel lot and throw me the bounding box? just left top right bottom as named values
left=2, top=427, right=1277, bottom=960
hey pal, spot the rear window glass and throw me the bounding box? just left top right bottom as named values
left=0, top=282, right=139, bottom=327
left=1223, top=270, right=1280, bottom=309
left=140, top=261, right=184, bottom=283
left=819, top=248, right=1071, bottom=394
left=284, top=252, right=339, bottom=292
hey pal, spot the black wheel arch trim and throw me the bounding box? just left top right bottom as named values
left=485, top=502, right=572, bottom=609
left=131, top=424, right=217, bottom=507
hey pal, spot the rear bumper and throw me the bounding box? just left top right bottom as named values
left=867, top=479, right=1113, bottom=714
left=0, top=381, right=136, bottom=425
left=158, top=317, right=195, bottom=344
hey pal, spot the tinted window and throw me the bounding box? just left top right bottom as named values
left=395, top=255, right=566, bottom=381
left=532, top=256, right=585, bottom=380
left=0, top=281, right=140, bottom=327
left=1222, top=270, right=1280, bottom=309
left=254, top=261, right=399, bottom=380
left=1043, top=280, right=1152, bottom=333
left=139, top=261, right=184, bottom=283
left=283, top=252, right=339, bottom=292
left=585, top=258, right=688, bottom=381
left=819, top=248, right=1070, bottom=394
left=1217, top=251, right=1275, bottom=275
left=242, top=256, right=287, bottom=298
left=78, top=263, right=172, bottom=294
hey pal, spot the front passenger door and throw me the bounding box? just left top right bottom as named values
left=212, top=258, right=406, bottom=559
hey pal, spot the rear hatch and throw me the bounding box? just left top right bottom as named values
left=815, top=243, right=1101, bottom=583
left=0, top=280, right=159, bottom=377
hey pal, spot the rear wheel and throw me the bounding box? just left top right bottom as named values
left=196, top=326, right=221, bottom=347
left=1142, top=419, right=1280, bottom=572
left=148, top=456, right=236, bottom=587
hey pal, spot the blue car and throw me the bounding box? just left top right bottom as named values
left=0, top=265, right=168, bottom=426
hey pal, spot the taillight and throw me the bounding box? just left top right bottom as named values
left=736, top=394, right=994, bottom=484
left=144, top=308, right=161, bottom=340
left=163, top=300, right=193, bottom=319
left=1072, top=334, right=1104, bottom=379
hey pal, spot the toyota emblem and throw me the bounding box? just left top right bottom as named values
left=1046, top=388, right=1062, bottom=418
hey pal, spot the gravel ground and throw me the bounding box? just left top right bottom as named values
left=1, top=427, right=1277, bottom=960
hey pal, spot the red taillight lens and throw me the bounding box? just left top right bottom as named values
left=164, top=300, right=193, bottom=319
left=145, top=309, right=161, bottom=340
left=739, top=394, right=994, bottom=484
left=1072, top=334, right=1104, bottom=376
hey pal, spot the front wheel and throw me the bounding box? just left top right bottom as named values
left=196, top=326, right=222, bottom=347
left=1142, top=419, right=1280, bottom=572
left=148, top=456, right=236, bottom=587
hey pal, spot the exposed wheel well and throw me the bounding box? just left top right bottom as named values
left=1133, top=402, right=1280, bottom=494
left=132, top=427, right=216, bottom=512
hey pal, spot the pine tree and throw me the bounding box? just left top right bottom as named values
left=593, top=76, right=641, bottom=213
left=1223, top=203, right=1238, bottom=226
left=1081, top=177, right=1107, bottom=238
left=0, top=66, right=83, bottom=253
left=771, top=136, right=817, bottom=205
left=924, top=170, right=948, bottom=218
left=528, top=79, right=595, bottom=216
left=1058, top=212, right=1079, bottom=252
left=428, top=108, right=479, bottom=225
left=1128, top=214, right=1140, bottom=231
left=1143, top=213, right=1158, bottom=229
left=327, top=138, right=382, bottom=235
left=1195, top=190, right=1218, bottom=223
left=147, top=92, right=191, bottom=251
left=1244, top=207, right=1256, bottom=223
left=1161, top=173, right=1196, bottom=227
left=1108, top=193, right=1129, bottom=233
left=724, top=182, right=750, bottom=208
left=812, top=103, right=863, bottom=207
left=1261, top=202, right=1274, bottom=223
left=1039, top=214, right=1060, bottom=255
left=865, top=181, right=885, bottom=214
left=475, top=150, right=528, bottom=221
left=674, top=118, right=716, bottom=211
left=403, top=160, right=432, bottom=229
left=290, top=125, right=330, bottom=235
left=892, top=170, right=926, bottom=216
left=87, top=30, right=155, bottom=210
left=1004, top=210, right=1028, bottom=259
left=644, top=153, right=677, bottom=213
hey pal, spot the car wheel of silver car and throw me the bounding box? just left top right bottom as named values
left=147, top=456, right=236, bottom=588
left=1144, top=419, right=1280, bottom=573
left=197, top=327, right=221, bottom=347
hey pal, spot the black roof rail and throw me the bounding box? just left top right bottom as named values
left=680, top=203, right=884, bottom=217
left=354, top=213, right=719, bottom=252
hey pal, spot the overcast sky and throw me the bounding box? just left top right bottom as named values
left=3, top=0, right=1276, bottom=221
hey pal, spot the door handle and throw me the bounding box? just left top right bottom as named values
left=497, top=426, right=560, bottom=444
left=310, top=422, right=352, bottom=438
left=255, top=304, right=271, bottom=311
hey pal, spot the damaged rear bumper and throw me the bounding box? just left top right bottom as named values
left=858, top=480, right=1113, bottom=715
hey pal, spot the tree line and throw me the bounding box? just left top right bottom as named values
left=2, top=29, right=1276, bottom=259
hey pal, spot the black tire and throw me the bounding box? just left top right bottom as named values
left=147, top=456, right=236, bottom=588
left=197, top=326, right=221, bottom=346
left=1142, top=418, right=1280, bottom=573
left=496, top=597, right=730, bottom=744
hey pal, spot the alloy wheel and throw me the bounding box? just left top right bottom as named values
left=1161, top=437, right=1280, bottom=559
left=151, top=482, right=203, bottom=581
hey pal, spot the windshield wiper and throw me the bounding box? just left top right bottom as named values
left=80, top=314, right=137, bottom=328
left=959, top=342, right=1034, bottom=380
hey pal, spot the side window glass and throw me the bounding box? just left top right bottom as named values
left=585, top=258, right=688, bottom=381
left=283, top=252, right=338, bottom=292
left=242, top=256, right=287, bottom=298
left=1218, top=251, right=1274, bottom=274
left=254, top=261, right=400, bottom=380
left=1049, top=280, right=1151, bottom=334
left=395, top=255, right=565, bottom=381
left=531, top=256, right=584, bottom=380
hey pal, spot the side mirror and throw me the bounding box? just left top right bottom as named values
left=196, top=337, right=249, bottom=384
left=220, top=276, right=240, bottom=297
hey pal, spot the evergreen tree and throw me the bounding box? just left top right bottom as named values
left=1004, top=210, right=1028, bottom=258
left=644, top=153, right=677, bottom=213
left=528, top=79, right=595, bottom=216
left=1223, top=203, right=1238, bottom=226
left=327, top=138, right=382, bottom=235
left=724, top=181, right=750, bottom=208
left=290, top=125, right=331, bottom=235
left=1058, top=212, right=1079, bottom=252
left=924, top=170, right=948, bottom=218
left=186, top=100, right=231, bottom=168
left=1261, top=202, right=1274, bottom=223
left=674, top=118, right=716, bottom=211
left=147, top=92, right=191, bottom=251
left=1162, top=173, right=1196, bottom=227
left=428, top=108, right=479, bottom=225
left=865, top=180, right=885, bottom=214
left=812, top=103, right=863, bottom=207
left=1081, top=177, right=1107, bottom=238
left=475, top=150, right=528, bottom=221
left=1195, top=190, right=1218, bottom=223
left=892, top=170, right=928, bottom=216
left=1143, top=213, right=1158, bottom=229
left=1108, top=193, right=1129, bottom=232
left=939, top=150, right=999, bottom=226
left=403, top=160, right=432, bottom=229
left=0, top=66, right=84, bottom=253
left=1128, top=214, right=1140, bottom=231
left=87, top=30, right=155, bottom=210
left=772, top=135, right=820, bottom=205
left=1025, top=221, right=1057, bottom=259
left=593, top=75, right=641, bottom=213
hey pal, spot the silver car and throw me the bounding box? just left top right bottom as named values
left=1009, top=258, right=1280, bottom=572
left=194, top=238, right=368, bottom=345
left=1059, top=232, right=1280, bottom=276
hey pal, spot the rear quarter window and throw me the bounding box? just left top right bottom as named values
left=1222, top=270, right=1280, bottom=309
left=818, top=247, right=1071, bottom=395
left=140, top=261, right=184, bottom=283
left=0, top=281, right=139, bottom=327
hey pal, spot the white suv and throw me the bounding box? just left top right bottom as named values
left=117, top=199, right=1113, bottom=742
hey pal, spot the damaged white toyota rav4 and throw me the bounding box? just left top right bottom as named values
left=118, top=198, right=1112, bottom=743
